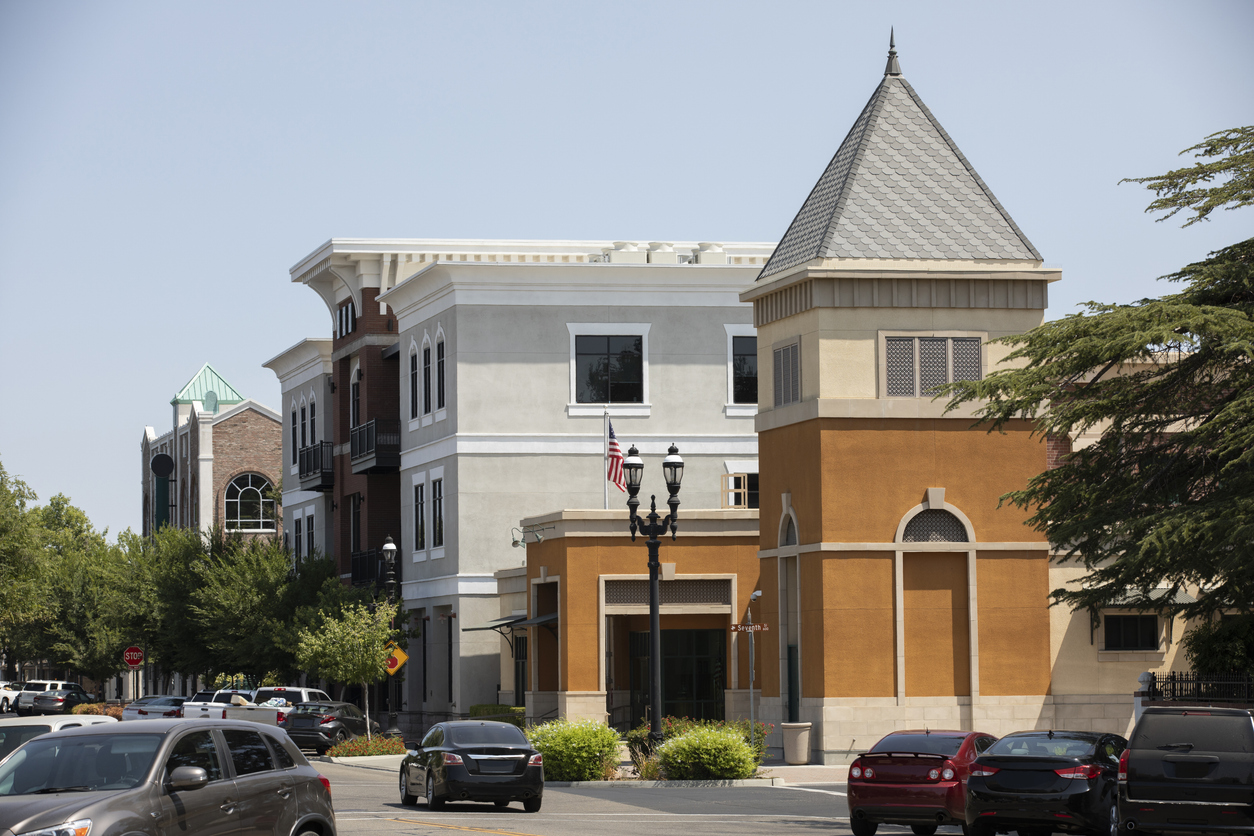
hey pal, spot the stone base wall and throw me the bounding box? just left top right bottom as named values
left=558, top=691, right=609, bottom=723
left=744, top=694, right=1134, bottom=765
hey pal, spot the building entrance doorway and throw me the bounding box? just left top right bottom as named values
left=629, top=629, right=725, bottom=728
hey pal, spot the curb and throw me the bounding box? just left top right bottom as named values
left=315, top=754, right=405, bottom=772
left=548, top=777, right=786, bottom=788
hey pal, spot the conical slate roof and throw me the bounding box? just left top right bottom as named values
left=171, top=363, right=244, bottom=406
left=759, top=39, right=1040, bottom=280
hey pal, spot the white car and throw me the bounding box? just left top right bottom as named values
left=0, top=683, right=23, bottom=714
left=0, top=713, right=117, bottom=760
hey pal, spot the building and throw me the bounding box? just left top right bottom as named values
left=141, top=363, right=283, bottom=538
left=266, top=239, right=774, bottom=728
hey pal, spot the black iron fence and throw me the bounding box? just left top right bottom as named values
left=1148, top=671, right=1254, bottom=704
left=298, top=441, right=334, bottom=479
left=350, top=419, right=400, bottom=460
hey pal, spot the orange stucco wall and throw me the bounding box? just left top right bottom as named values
left=903, top=552, right=970, bottom=697
left=977, top=551, right=1051, bottom=696
left=814, top=553, right=896, bottom=698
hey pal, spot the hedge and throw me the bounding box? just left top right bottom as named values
left=525, top=718, right=620, bottom=782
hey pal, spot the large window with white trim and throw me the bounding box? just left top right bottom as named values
left=733, top=337, right=757, bottom=404
left=225, top=474, right=276, bottom=531
left=410, top=351, right=419, bottom=419
left=575, top=336, right=643, bottom=403
left=431, top=478, right=444, bottom=548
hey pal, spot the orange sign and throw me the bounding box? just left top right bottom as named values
left=385, top=641, right=408, bottom=675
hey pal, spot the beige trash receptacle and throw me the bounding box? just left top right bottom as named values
left=781, top=722, right=812, bottom=765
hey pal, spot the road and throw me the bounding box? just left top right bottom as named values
left=318, top=761, right=964, bottom=836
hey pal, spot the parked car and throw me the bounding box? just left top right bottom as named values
left=120, top=695, right=187, bottom=720
left=966, top=730, right=1127, bottom=836
left=184, top=688, right=256, bottom=708
left=1119, top=706, right=1254, bottom=835
left=253, top=686, right=334, bottom=707
left=30, top=689, right=94, bottom=715
left=14, top=681, right=92, bottom=716
left=280, top=701, right=379, bottom=753
left=0, top=714, right=118, bottom=760
left=0, top=718, right=336, bottom=836
left=0, top=683, right=23, bottom=714
left=847, top=729, right=998, bottom=836
left=400, top=720, right=543, bottom=812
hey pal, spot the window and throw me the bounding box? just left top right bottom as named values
left=885, top=336, right=981, bottom=397
left=224, top=474, right=276, bottom=531
left=432, top=478, right=444, bottom=548
left=413, top=483, right=426, bottom=550
left=290, top=409, right=297, bottom=465
left=293, top=517, right=302, bottom=559
left=264, top=734, right=295, bottom=769
left=773, top=343, right=799, bottom=407
left=423, top=344, right=432, bottom=415
left=164, top=730, right=222, bottom=782
left=305, top=513, right=314, bottom=558
left=721, top=473, right=759, bottom=509
left=410, top=351, right=418, bottom=419
left=337, top=300, right=357, bottom=339
left=1105, top=614, right=1158, bottom=651
left=575, top=335, right=643, bottom=403
left=299, top=405, right=307, bottom=450
left=350, top=369, right=361, bottom=427
left=733, top=336, right=757, bottom=404
left=309, top=400, right=316, bottom=443
left=222, top=729, right=273, bottom=775
left=437, top=339, right=446, bottom=410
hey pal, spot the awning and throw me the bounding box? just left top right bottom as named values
left=511, top=612, right=559, bottom=628
left=461, top=615, right=527, bottom=633
left=1106, top=588, right=1197, bottom=608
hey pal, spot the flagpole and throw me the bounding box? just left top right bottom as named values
left=603, top=408, right=609, bottom=510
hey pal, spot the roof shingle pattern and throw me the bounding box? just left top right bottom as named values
left=760, top=74, right=1039, bottom=279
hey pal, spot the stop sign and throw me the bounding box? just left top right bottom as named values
left=123, top=646, right=144, bottom=669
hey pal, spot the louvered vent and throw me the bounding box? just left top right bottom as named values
left=605, top=579, right=731, bottom=606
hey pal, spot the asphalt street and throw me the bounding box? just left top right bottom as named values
left=318, top=760, right=966, bottom=836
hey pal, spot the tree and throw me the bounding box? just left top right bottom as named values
left=0, top=460, right=51, bottom=677
left=295, top=601, right=398, bottom=738
left=943, top=127, right=1254, bottom=620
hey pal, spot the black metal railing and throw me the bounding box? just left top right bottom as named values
left=1148, top=671, right=1254, bottom=704
left=350, top=549, right=379, bottom=587
left=298, top=441, right=334, bottom=479
left=350, top=419, right=401, bottom=461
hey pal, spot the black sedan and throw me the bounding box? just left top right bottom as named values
left=280, top=701, right=377, bottom=752
left=400, top=720, right=543, bottom=812
left=967, top=730, right=1127, bottom=836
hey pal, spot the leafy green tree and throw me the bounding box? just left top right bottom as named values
left=0, top=460, right=51, bottom=678
left=943, top=126, right=1254, bottom=620
left=1180, top=616, right=1254, bottom=673
left=295, top=601, right=398, bottom=737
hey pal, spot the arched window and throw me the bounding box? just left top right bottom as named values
left=781, top=515, right=797, bottom=547
left=902, top=509, right=969, bottom=543
left=436, top=334, right=446, bottom=410
left=225, top=474, right=276, bottom=531
left=409, top=343, right=419, bottom=419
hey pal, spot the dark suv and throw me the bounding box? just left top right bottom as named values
left=1119, top=706, right=1254, bottom=835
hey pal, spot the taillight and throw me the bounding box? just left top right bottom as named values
left=971, top=765, right=1000, bottom=777
left=320, top=714, right=337, bottom=725
left=318, top=775, right=331, bottom=795
left=137, top=709, right=148, bottom=715
left=928, top=768, right=941, bottom=780
left=277, top=711, right=286, bottom=724
left=850, top=760, right=862, bottom=779
left=1118, top=750, right=1129, bottom=782
left=863, top=767, right=875, bottom=779
left=941, top=761, right=956, bottom=780
left=1055, top=764, right=1101, bottom=780
left=162, top=709, right=179, bottom=717
left=528, top=753, right=543, bottom=766
left=443, top=752, right=464, bottom=765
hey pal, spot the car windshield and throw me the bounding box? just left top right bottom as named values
left=447, top=724, right=528, bottom=746
left=0, top=725, right=53, bottom=760
left=292, top=703, right=336, bottom=714
left=0, top=733, right=162, bottom=795
left=869, top=734, right=966, bottom=756
left=986, top=735, right=1096, bottom=758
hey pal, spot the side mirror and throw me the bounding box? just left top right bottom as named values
left=168, top=766, right=210, bottom=791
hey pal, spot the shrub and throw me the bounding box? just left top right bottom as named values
left=325, top=735, right=407, bottom=757
left=655, top=726, right=758, bottom=780
left=469, top=704, right=526, bottom=729
left=526, top=718, right=620, bottom=782
left=627, top=717, right=771, bottom=768
left=72, top=703, right=103, bottom=715
left=103, top=703, right=123, bottom=719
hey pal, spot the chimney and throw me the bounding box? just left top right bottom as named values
left=647, top=242, right=678, bottom=264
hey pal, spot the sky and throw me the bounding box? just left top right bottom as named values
left=1, top=0, right=1250, bottom=538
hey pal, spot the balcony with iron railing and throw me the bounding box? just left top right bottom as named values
left=350, top=549, right=379, bottom=587
left=349, top=419, right=400, bottom=474
left=298, top=441, right=334, bottom=492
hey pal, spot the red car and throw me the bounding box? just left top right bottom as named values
left=848, top=729, right=999, bottom=836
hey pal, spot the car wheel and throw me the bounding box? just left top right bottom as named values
left=851, top=819, right=878, bottom=836
left=333, top=730, right=348, bottom=746
left=912, top=827, right=938, bottom=836
left=523, top=796, right=542, bottom=813
left=400, top=769, right=418, bottom=805
left=1107, top=800, right=1119, bottom=836
left=427, top=774, right=444, bottom=810
left=0, top=697, right=8, bottom=712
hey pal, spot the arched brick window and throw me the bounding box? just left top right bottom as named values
left=225, top=473, right=276, bottom=531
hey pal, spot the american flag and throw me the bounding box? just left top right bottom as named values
left=607, top=422, right=625, bottom=492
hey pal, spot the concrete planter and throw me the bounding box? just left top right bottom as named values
left=780, top=722, right=812, bottom=765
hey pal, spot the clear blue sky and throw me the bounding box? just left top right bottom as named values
left=1, top=0, right=1250, bottom=538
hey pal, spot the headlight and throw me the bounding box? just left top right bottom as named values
left=17, top=820, right=91, bottom=836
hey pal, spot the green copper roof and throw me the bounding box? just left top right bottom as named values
left=171, top=363, right=245, bottom=406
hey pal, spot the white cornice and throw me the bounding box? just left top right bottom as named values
left=262, top=338, right=334, bottom=384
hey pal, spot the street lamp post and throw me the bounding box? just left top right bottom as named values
left=382, top=535, right=402, bottom=738
left=622, top=443, right=683, bottom=744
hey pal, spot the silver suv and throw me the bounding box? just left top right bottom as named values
left=14, top=681, right=91, bottom=716
left=0, top=718, right=336, bottom=836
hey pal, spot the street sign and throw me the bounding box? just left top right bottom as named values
left=731, top=623, right=769, bottom=632
left=385, top=641, right=408, bottom=675
left=123, top=646, right=144, bottom=669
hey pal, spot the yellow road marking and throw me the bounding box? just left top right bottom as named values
left=387, top=817, right=544, bottom=836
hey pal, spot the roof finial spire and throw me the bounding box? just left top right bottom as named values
left=884, top=27, right=901, bottom=76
